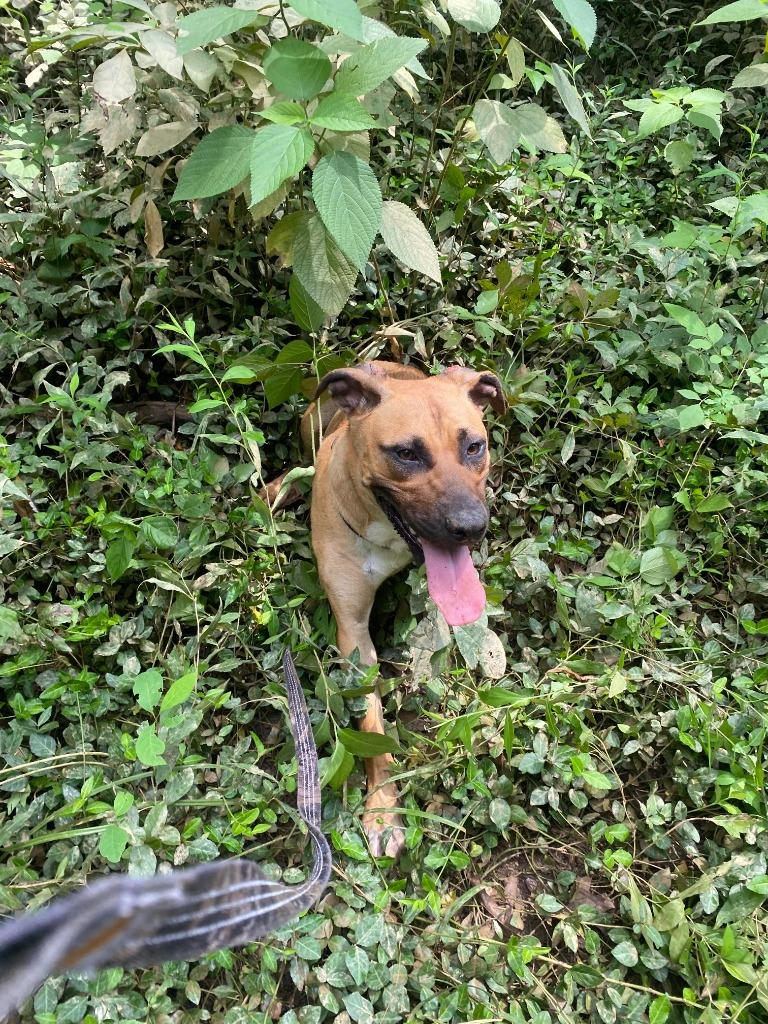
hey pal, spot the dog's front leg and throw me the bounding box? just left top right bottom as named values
left=319, top=562, right=406, bottom=860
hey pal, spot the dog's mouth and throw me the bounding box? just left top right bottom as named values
left=374, top=491, right=487, bottom=627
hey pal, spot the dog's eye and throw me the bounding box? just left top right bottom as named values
left=396, top=448, right=418, bottom=462
left=466, top=441, right=485, bottom=456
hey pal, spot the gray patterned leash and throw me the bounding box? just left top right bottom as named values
left=0, top=650, right=330, bottom=1020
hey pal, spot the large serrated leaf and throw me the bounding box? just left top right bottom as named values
left=473, top=99, right=521, bottom=163
left=288, top=0, right=363, bottom=38
left=293, top=214, right=359, bottom=315
left=334, top=37, right=428, bottom=96
left=379, top=201, right=441, bottom=283
left=310, top=93, right=377, bottom=131
left=176, top=7, right=265, bottom=55
left=172, top=125, right=254, bottom=200
left=266, top=210, right=312, bottom=267
left=698, top=0, right=768, bottom=25
left=312, top=152, right=381, bottom=270
left=263, top=39, right=331, bottom=101
left=250, top=124, right=314, bottom=205
left=445, top=0, right=501, bottom=33
left=551, top=0, right=597, bottom=50
left=514, top=102, right=567, bottom=153
left=290, top=274, right=326, bottom=331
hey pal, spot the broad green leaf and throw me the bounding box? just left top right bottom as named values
left=135, top=724, right=166, bottom=767
left=260, top=101, right=306, bottom=125
left=337, top=727, right=401, bottom=756
left=453, top=623, right=506, bottom=677
left=176, top=7, right=264, bottom=55
left=473, top=99, right=520, bottom=163
left=288, top=0, right=363, bottom=38
left=506, top=37, right=525, bottom=86
left=515, top=102, right=567, bottom=152
left=106, top=534, right=135, bottom=581
left=696, top=494, right=733, bottom=513
left=140, top=515, right=178, bottom=549
left=550, top=63, right=591, bottom=137
left=161, top=669, right=197, bottom=711
left=653, top=898, right=685, bottom=931
left=133, top=668, right=163, bottom=712
left=344, top=992, right=375, bottom=1024
left=698, top=0, right=768, bottom=25
left=612, top=941, right=639, bottom=966
left=263, top=39, right=331, bottom=101
left=290, top=273, right=326, bottom=331
left=359, top=15, right=429, bottom=78
left=250, top=125, right=314, bottom=205
left=732, top=63, right=768, bottom=88
left=310, top=93, right=377, bottom=131
left=321, top=738, right=355, bottom=789
left=293, top=213, right=359, bottom=315
left=264, top=365, right=305, bottom=408
left=637, top=102, right=684, bottom=138
left=488, top=797, right=511, bottom=830
left=266, top=209, right=312, bottom=267
left=312, top=152, right=382, bottom=270
left=334, top=37, right=428, bottom=96
left=580, top=768, right=613, bottom=789
left=715, top=888, right=766, bottom=925
left=663, top=302, right=708, bottom=337
left=99, top=824, right=130, bottom=863
left=345, top=946, right=370, bottom=986
left=380, top=200, right=441, bottom=283
left=445, top=0, right=501, bottom=33
left=665, top=140, right=695, bottom=174
left=677, top=405, right=706, bottom=431
left=276, top=339, right=314, bottom=364
left=639, top=546, right=682, bottom=586
left=183, top=49, right=219, bottom=92
left=551, top=0, right=597, bottom=49
left=0, top=607, right=22, bottom=641
left=172, top=125, right=254, bottom=201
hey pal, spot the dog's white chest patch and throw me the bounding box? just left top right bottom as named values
left=359, top=523, right=411, bottom=582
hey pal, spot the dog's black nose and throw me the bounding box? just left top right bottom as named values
left=444, top=505, right=488, bottom=544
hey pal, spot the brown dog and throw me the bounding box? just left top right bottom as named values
left=299, top=361, right=506, bottom=857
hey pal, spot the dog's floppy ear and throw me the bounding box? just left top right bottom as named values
left=444, top=366, right=506, bottom=415
left=314, top=364, right=388, bottom=415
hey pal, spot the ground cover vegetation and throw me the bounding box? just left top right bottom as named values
left=1, top=0, right=768, bottom=1021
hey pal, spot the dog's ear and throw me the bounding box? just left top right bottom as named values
left=444, top=366, right=506, bottom=415
left=314, top=364, right=387, bottom=415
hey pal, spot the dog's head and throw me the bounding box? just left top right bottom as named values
left=314, top=362, right=505, bottom=625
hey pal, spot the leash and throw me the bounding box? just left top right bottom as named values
left=0, top=650, right=330, bottom=1020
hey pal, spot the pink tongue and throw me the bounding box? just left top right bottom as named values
left=421, top=539, right=487, bottom=626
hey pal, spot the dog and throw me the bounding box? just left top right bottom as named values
left=270, top=361, right=506, bottom=857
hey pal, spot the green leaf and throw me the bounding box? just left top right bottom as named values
left=698, top=0, right=768, bottom=25
left=276, top=339, right=315, bottom=364
left=637, top=102, right=684, bottom=138
left=176, top=6, right=265, bottom=54
left=135, top=725, right=166, bottom=767
left=250, top=124, right=314, bottom=206
left=172, top=125, right=254, bottom=201
left=612, top=940, right=639, bottom=966
left=639, top=546, right=683, bottom=586
left=293, top=213, right=359, bottom=315
left=696, top=494, right=733, bottom=513
left=0, top=607, right=22, bottom=641
left=140, top=515, right=179, bottom=549
left=106, top=534, right=135, bottom=582
left=663, top=303, right=709, bottom=337
left=664, top=140, right=695, bottom=174
left=649, top=994, right=671, bottom=1024
left=344, top=992, right=375, bottom=1024
left=551, top=0, right=598, bottom=49
left=113, top=791, right=134, bottom=816
left=99, top=824, right=130, bottom=863
left=653, top=898, right=685, bottom=931
left=312, top=152, right=381, bottom=270
left=444, top=0, right=501, bottom=33
left=290, top=274, right=326, bottom=331
left=550, top=63, right=591, bottom=137
left=334, top=37, right=428, bottom=96
left=266, top=209, right=312, bottom=267
left=716, top=887, right=766, bottom=925
left=321, top=739, right=355, bottom=789
left=732, top=63, right=768, bottom=88
left=161, top=669, right=197, bottom=711
left=260, top=101, right=306, bottom=125
left=380, top=200, right=441, bottom=283
left=156, top=342, right=207, bottom=367
left=453, top=623, right=506, bottom=678
left=488, top=797, right=512, bottom=830
left=133, top=669, right=163, bottom=712
left=263, top=39, right=331, bottom=101
left=580, top=768, right=613, bottom=790
left=473, top=99, right=520, bottom=163
left=264, top=365, right=305, bottom=408
left=337, top=727, right=401, bottom=757
left=345, top=946, right=370, bottom=986
left=310, top=93, right=377, bottom=131
left=288, top=0, right=363, bottom=38
left=676, top=405, right=706, bottom=431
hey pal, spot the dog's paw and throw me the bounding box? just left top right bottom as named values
left=363, top=810, right=406, bottom=859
